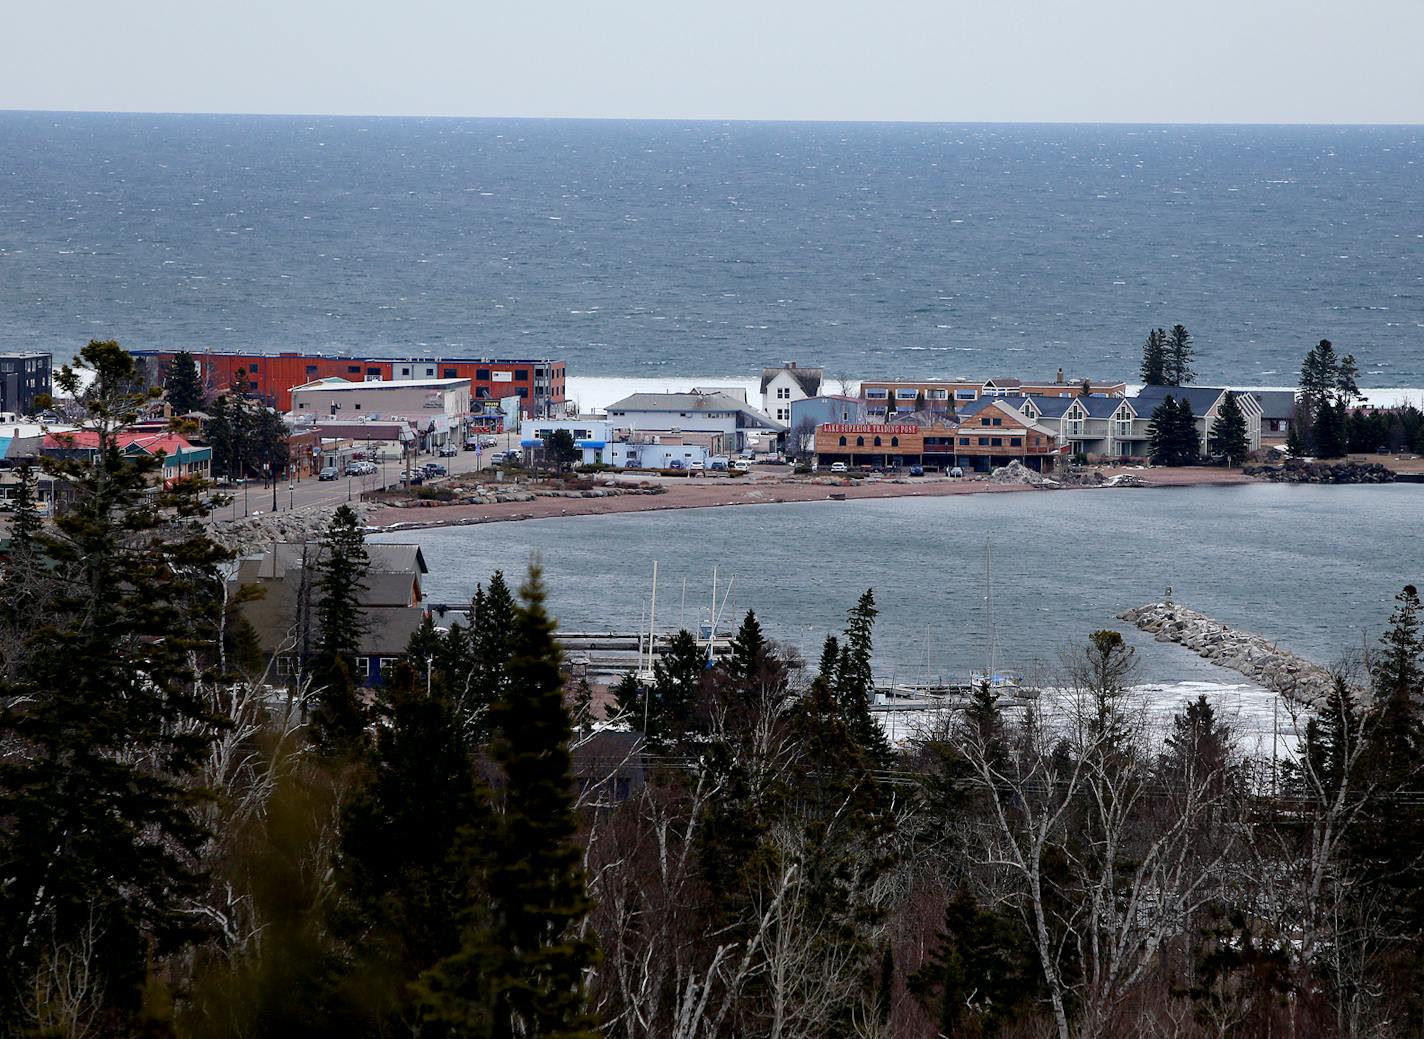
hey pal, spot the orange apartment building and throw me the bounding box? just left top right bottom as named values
left=814, top=400, right=1068, bottom=472
left=131, top=350, right=566, bottom=417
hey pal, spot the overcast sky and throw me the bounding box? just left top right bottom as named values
left=2, top=0, right=1421, bottom=124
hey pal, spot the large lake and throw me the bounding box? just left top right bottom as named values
left=374, top=484, right=1423, bottom=698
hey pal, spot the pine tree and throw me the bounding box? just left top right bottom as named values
left=164, top=349, right=206, bottom=415
left=1285, top=404, right=1308, bottom=457
left=335, top=660, right=496, bottom=1035
left=1210, top=390, right=1250, bottom=464
left=0, top=340, right=229, bottom=1029
left=461, top=572, right=517, bottom=741
left=1299, top=339, right=1340, bottom=411
left=479, top=564, right=599, bottom=1038
left=1337, top=353, right=1362, bottom=405
left=835, top=589, right=894, bottom=766
left=612, top=671, right=645, bottom=728
left=726, top=609, right=767, bottom=686
left=1161, top=695, right=1235, bottom=796
left=310, top=504, right=370, bottom=750
left=1139, top=327, right=1168, bottom=386
left=1166, top=323, right=1195, bottom=386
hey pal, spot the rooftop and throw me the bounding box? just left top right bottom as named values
left=291, top=378, right=471, bottom=392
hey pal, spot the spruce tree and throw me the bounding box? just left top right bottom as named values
left=1166, top=323, right=1195, bottom=386
left=612, top=671, right=645, bottom=728
left=482, top=565, right=599, bottom=1038
left=0, top=340, right=229, bottom=1028
left=1312, top=397, right=1348, bottom=458
left=310, top=504, right=371, bottom=750
left=1139, top=327, right=1168, bottom=386
left=1209, top=390, right=1250, bottom=464
left=909, top=884, right=1040, bottom=1037
left=1149, top=396, right=1192, bottom=466
left=649, top=627, right=706, bottom=745
left=164, top=349, right=206, bottom=415
left=462, top=572, right=516, bottom=740
left=335, top=661, right=496, bottom=1035
left=835, top=589, right=894, bottom=766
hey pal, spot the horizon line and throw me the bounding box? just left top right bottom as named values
left=2, top=106, right=1421, bottom=129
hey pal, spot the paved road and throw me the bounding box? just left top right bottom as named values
left=212, top=428, right=522, bottom=521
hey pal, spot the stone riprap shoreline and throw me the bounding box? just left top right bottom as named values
left=1118, top=602, right=1338, bottom=705
left=1244, top=459, right=1396, bottom=484
left=210, top=502, right=377, bottom=553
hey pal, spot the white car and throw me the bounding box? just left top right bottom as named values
left=733, top=459, right=751, bottom=472
left=830, top=462, right=848, bottom=474
left=688, top=460, right=705, bottom=471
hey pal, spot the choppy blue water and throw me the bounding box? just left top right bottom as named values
left=3, top=113, right=1421, bottom=384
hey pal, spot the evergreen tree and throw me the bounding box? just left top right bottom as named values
left=0, top=461, right=46, bottom=665
left=335, top=661, right=496, bottom=1035
left=909, top=884, right=1040, bottom=1037
left=476, top=564, right=599, bottom=1038
left=1149, top=396, right=1200, bottom=466
left=649, top=627, right=706, bottom=745
left=726, top=609, right=767, bottom=687
left=544, top=429, right=580, bottom=473
left=612, top=671, right=645, bottom=728
left=0, top=340, right=229, bottom=1029
left=164, top=349, right=206, bottom=415
left=461, top=572, right=517, bottom=740
left=1337, top=352, right=1362, bottom=405
left=1166, top=323, right=1195, bottom=386
left=310, top=504, right=371, bottom=750
left=1312, top=397, right=1349, bottom=458
left=1139, top=327, right=1168, bottom=386
left=1299, top=339, right=1340, bottom=410
left=1161, top=695, right=1235, bottom=796
left=1209, top=390, right=1250, bottom=464
left=253, top=405, right=290, bottom=483
left=834, top=589, right=894, bottom=766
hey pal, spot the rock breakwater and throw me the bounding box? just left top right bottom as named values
left=1117, top=602, right=1337, bottom=704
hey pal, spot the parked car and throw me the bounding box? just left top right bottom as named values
left=733, top=459, right=751, bottom=472
left=667, top=459, right=685, bottom=470
left=464, top=436, right=481, bottom=451
left=830, top=462, right=848, bottom=474
left=318, top=465, right=339, bottom=481
left=480, top=435, right=500, bottom=447
left=421, top=463, right=448, bottom=477
left=909, top=464, right=925, bottom=477
left=688, top=460, right=705, bottom=472
left=401, top=471, right=425, bottom=486
left=438, top=444, right=459, bottom=457
left=949, top=466, right=964, bottom=478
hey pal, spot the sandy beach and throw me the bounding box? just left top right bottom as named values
left=366, top=466, right=1257, bottom=532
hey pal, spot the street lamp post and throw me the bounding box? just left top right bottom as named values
left=270, top=464, right=277, bottom=512
left=289, top=480, right=294, bottom=511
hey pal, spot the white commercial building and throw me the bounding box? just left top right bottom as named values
left=604, top=390, right=784, bottom=454
left=290, top=378, right=472, bottom=448
left=519, top=417, right=616, bottom=466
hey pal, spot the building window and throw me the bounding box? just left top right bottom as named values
left=276, top=655, right=294, bottom=676
left=959, top=437, right=970, bottom=445
left=353, top=404, right=361, bottom=410
left=517, top=388, right=528, bottom=398
left=356, top=657, right=370, bottom=677
left=895, top=389, right=918, bottom=400
left=306, top=365, right=318, bottom=376
left=444, top=368, right=457, bottom=379
left=978, top=437, right=989, bottom=446
left=839, top=436, right=847, bottom=446
left=992, top=417, right=1002, bottom=426
left=890, top=436, right=899, bottom=447
left=928, top=389, right=948, bottom=400
left=348, top=365, right=361, bottom=374
left=856, top=436, right=864, bottom=447
left=1011, top=437, right=1022, bottom=447
left=873, top=436, right=882, bottom=447
left=400, top=367, right=410, bottom=376
left=249, top=362, right=259, bottom=372
left=981, top=418, right=991, bottom=426
left=956, top=389, right=977, bottom=400
left=865, top=388, right=888, bottom=400
left=991, top=437, right=1003, bottom=447
left=477, top=369, right=491, bottom=381
left=516, top=370, right=529, bottom=380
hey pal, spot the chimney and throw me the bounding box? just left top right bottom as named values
left=1056, top=367, right=1065, bottom=385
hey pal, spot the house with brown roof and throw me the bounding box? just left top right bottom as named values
left=230, top=541, right=429, bottom=687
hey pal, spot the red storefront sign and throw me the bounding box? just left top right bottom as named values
left=820, top=423, right=920, bottom=435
